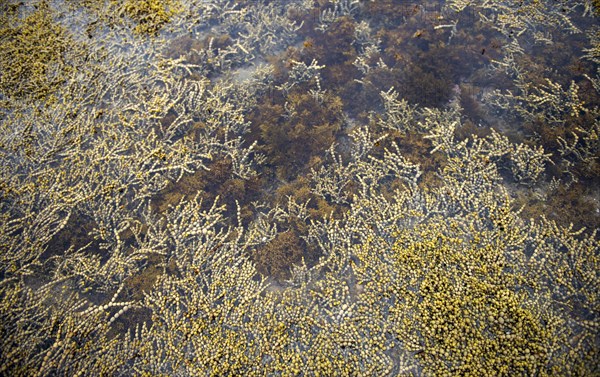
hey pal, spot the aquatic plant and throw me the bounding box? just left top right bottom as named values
left=0, top=2, right=79, bottom=102
left=0, top=1, right=598, bottom=376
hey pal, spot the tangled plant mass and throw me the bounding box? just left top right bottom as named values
left=0, top=0, right=598, bottom=375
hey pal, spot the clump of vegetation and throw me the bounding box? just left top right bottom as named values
left=383, top=224, right=561, bottom=375
left=0, top=2, right=73, bottom=101
left=250, top=85, right=344, bottom=181
left=253, top=230, right=305, bottom=281
left=119, top=0, right=180, bottom=36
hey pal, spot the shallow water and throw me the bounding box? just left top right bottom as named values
left=0, top=1, right=598, bottom=375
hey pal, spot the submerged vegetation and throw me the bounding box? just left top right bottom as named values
left=0, top=0, right=598, bottom=375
